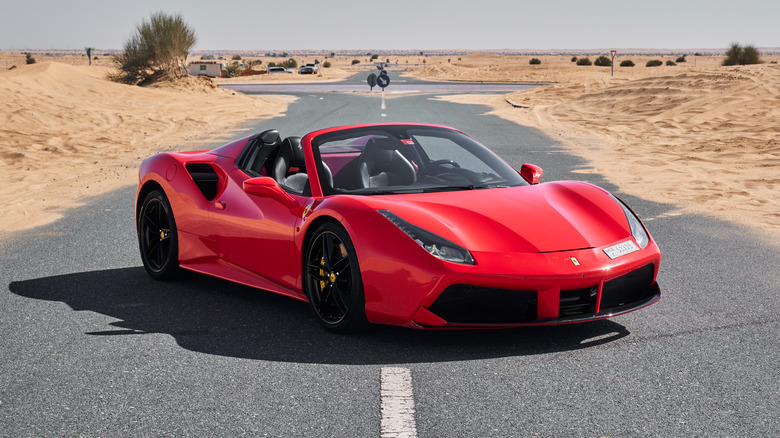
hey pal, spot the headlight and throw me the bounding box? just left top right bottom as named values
left=378, top=210, right=475, bottom=265
left=612, top=196, right=649, bottom=249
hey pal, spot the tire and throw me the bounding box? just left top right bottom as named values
left=137, top=190, right=180, bottom=280
left=304, top=222, right=368, bottom=333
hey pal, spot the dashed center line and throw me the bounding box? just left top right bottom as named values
left=380, top=367, right=418, bottom=438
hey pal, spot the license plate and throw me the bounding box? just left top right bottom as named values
left=604, top=240, right=640, bottom=259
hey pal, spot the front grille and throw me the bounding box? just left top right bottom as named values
left=559, top=286, right=598, bottom=317
left=600, top=263, right=656, bottom=310
left=428, top=285, right=537, bottom=324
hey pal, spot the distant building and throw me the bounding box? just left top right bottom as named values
left=188, top=61, right=226, bottom=78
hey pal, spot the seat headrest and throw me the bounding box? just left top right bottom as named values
left=259, top=129, right=281, bottom=146
left=280, top=136, right=305, bottom=168
left=366, top=136, right=400, bottom=151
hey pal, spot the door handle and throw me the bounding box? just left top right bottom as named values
left=214, top=201, right=226, bottom=210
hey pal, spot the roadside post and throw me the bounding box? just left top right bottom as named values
left=367, top=73, right=377, bottom=91
left=610, top=50, right=616, bottom=76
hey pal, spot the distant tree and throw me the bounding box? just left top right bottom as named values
left=111, top=12, right=197, bottom=85
left=571, top=56, right=578, bottom=62
left=370, top=54, right=379, bottom=60
left=286, top=58, right=297, bottom=69
left=25, top=53, right=36, bottom=64
left=323, top=61, right=331, bottom=68
left=351, top=59, right=360, bottom=65
left=666, top=60, right=676, bottom=66
left=330, top=52, right=335, bottom=57
left=594, top=56, right=612, bottom=66
left=646, top=59, right=663, bottom=67
left=723, top=43, right=761, bottom=66
left=232, top=55, right=241, bottom=60
left=676, top=55, right=687, bottom=63
left=529, top=58, right=541, bottom=65
left=620, top=60, right=635, bottom=67
left=85, top=47, right=95, bottom=66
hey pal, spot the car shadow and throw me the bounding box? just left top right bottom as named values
left=9, top=267, right=630, bottom=365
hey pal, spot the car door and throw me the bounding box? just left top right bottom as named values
left=208, top=157, right=304, bottom=292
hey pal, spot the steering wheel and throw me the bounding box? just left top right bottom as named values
left=419, top=159, right=460, bottom=177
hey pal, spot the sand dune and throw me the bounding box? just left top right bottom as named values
left=0, top=62, right=294, bottom=236
left=417, top=55, right=780, bottom=237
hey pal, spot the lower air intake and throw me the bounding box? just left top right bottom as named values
left=428, top=285, right=537, bottom=324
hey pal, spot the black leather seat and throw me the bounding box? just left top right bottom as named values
left=357, top=137, right=416, bottom=188
left=236, top=129, right=281, bottom=177
left=272, top=136, right=309, bottom=194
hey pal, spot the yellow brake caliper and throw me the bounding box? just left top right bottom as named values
left=319, top=257, right=327, bottom=291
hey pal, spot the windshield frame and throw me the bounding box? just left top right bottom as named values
left=308, top=124, right=527, bottom=196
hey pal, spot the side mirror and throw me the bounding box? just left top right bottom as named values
left=520, top=163, right=543, bottom=184
left=243, top=177, right=295, bottom=204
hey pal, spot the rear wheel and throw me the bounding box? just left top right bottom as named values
left=138, top=190, right=180, bottom=280
left=304, top=222, right=368, bottom=333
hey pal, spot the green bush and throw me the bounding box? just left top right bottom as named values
left=620, top=60, right=635, bottom=67
left=323, top=61, right=331, bottom=68
left=529, top=58, right=541, bottom=65
left=25, top=53, right=36, bottom=64
left=370, top=54, right=378, bottom=60
left=225, top=62, right=241, bottom=78
left=666, top=60, right=676, bottom=66
left=576, top=57, right=592, bottom=66
left=723, top=43, right=761, bottom=66
left=111, top=12, right=197, bottom=85
left=676, top=55, right=686, bottom=63
left=571, top=56, right=578, bottom=62
left=351, top=59, right=360, bottom=65
left=232, top=55, right=241, bottom=60
left=646, top=59, right=663, bottom=67
left=594, top=56, right=612, bottom=66
left=285, top=58, right=297, bottom=69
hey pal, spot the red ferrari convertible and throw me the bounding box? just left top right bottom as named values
left=136, top=123, right=661, bottom=332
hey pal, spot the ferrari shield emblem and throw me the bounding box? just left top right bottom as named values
left=570, top=257, right=580, bottom=266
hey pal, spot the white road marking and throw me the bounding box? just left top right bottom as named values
left=380, top=367, right=418, bottom=438
left=381, top=114, right=387, bottom=117
left=381, top=92, right=386, bottom=110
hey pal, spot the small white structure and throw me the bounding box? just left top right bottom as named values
left=188, top=61, right=226, bottom=78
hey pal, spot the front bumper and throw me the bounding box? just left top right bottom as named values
left=360, top=238, right=662, bottom=328
left=412, top=263, right=660, bottom=327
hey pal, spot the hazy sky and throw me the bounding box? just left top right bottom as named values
left=2, top=0, right=778, bottom=50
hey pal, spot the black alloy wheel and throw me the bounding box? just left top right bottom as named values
left=138, top=190, right=180, bottom=280
left=304, top=222, right=367, bottom=332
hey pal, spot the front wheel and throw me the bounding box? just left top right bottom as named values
left=138, top=190, right=180, bottom=280
left=304, top=222, right=368, bottom=333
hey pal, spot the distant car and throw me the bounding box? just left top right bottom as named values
left=267, top=66, right=294, bottom=74
left=299, top=63, right=319, bottom=74
left=136, top=123, right=661, bottom=332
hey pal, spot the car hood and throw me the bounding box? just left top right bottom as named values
left=359, top=181, right=631, bottom=253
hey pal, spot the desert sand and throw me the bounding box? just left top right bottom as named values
left=410, top=54, right=780, bottom=237
left=0, top=60, right=295, bottom=236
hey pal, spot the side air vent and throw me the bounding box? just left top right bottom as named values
left=185, top=163, right=220, bottom=201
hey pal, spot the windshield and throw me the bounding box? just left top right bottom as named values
left=311, top=125, right=527, bottom=195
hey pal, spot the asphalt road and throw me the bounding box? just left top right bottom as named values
left=2, top=72, right=779, bottom=436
